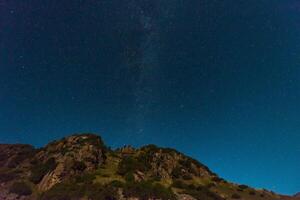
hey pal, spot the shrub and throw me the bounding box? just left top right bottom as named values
left=182, top=174, right=193, bottom=180
left=171, top=165, right=193, bottom=180
left=206, top=182, right=216, bottom=188
left=141, top=145, right=179, bottom=157
left=136, top=152, right=152, bottom=170
left=9, top=181, right=32, bottom=196
left=43, top=179, right=174, bottom=200
left=42, top=180, right=120, bottom=200
left=72, top=161, right=86, bottom=171
left=172, top=180, right=206, bottom=193
left=0, top=171, right=17, bottom=183
left=187, top=184, right=197, bottom=190
left=124, top=172, right=135, bottom=182
left=211, top=176, right=224, bottom=183
left=141, top=144, right=159, bottom=152
left=179, top=159, right=192, bottom=169
left=117, top=157, right=135, bottom=175
left=86, top=183, right=119, bottom=200
left=161, top=147, right=179, bottom=155
left=171, top=179, right=188, bottom=189
left=41, top=181, right=85, bottom=200
left=238, top=184, right=249, bottom=190
left=171, top=166, right=182, bottom=179
left=74, top=173, right=95, bottom=184
left=123, top=181, right=175, bottom=200
left=30, top=158, right=57, bottom=183
left=151, top=183, right=175, bottom=200
left=109, top=180, right=124, bottom=188
left=232, top=193, right=241, bottom=199
left=117, top=156, right=146, bottom=175
left=150, top=175, right=161, bottom=182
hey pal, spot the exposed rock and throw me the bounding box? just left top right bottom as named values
left=120, top=145, right=136, bottom=155
left=139, top=145, right=213, bottom=179
left=133, top=170, right=146, bottom=182
left=37, top=162, right=65, bottom=191
left=0, top=144, right=35, bottom=168
left=35, top=134, right=107, bottom=191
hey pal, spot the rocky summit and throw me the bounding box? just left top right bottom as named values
left=0, top=133, right=297, bottom=200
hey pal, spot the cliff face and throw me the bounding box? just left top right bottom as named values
left=0, top=133, right=297, bottom=200
left=34, top=134, right=106, bottom=191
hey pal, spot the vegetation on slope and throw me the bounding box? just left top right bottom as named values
left=0, top=133, right=294, bottom=200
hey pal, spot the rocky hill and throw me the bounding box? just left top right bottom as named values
left=0, top=133, right=297, bottom=200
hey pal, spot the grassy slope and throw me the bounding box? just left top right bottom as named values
left=88, top=150, right=281, bottom=200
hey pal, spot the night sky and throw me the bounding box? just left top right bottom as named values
left=1, top=0, right=300, bottom=195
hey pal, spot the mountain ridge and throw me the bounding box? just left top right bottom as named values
left=294, top=193, right=300, bottom=198
left=0, top=133, right=297, bottom=200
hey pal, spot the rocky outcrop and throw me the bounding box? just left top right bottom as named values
left=0, top=144, right=35, bottom=168
left=139, top=145, right=213, bottom=180
left=34, top=134, right=107, bottom=191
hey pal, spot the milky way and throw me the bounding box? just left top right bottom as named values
left=0, top=0, right=300, bottom=195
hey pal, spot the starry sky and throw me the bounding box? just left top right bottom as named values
left=1, top=0, right=300, bottom=195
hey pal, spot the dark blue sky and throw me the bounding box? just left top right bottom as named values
left=1, top=0, right=299, bottom=195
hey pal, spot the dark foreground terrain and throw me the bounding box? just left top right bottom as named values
left=0, top=133, right=298, bottom=200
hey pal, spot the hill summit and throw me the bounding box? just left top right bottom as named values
left=0, top=133, right=297, bottom=200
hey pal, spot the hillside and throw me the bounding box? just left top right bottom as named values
left=294, top=193, right=300, bottom=198
left=0, top=133, right=297, bottom=200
